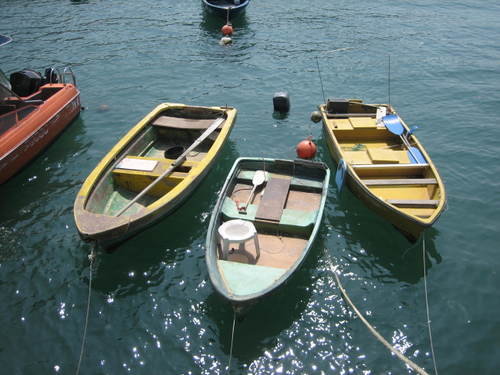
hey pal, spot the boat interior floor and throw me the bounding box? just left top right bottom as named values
left=222, top=233, right=307, bottom=269
left=142, top=139, right=210, bottom=162
left=337, top=140, right=440, bottom=216
left=102, top=185, right=155, bottom=216
left=230, top=182, right=322, bottom=212
left=109, top=126, right=217, bottom=198
left=217, top=170, right=323, bottom=268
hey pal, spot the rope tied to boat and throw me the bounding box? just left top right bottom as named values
left=227, top=310, right=236, bottom=374
left=75, top=244, right=96, bottom=375
left=331, top=256, right=432, bottom=375
left=422, top=232, right=439, bottom=375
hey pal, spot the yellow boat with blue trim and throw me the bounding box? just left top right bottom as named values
left=319, top=98, right=446, bottom=241
left=206, top=157, right=329, bottom=313
left=74, top=103, right=237, bottom=248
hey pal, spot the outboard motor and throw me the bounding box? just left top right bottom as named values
left=10, top=69, right=42, bottom=97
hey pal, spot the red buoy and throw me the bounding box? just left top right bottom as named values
left=221, top=24, right=233, bottom=36
left=296, top=136, right=317, bottom=159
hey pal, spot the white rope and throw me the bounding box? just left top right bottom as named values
left=75, top=246, right=96, bottom=375
left=422, top=233, right=439, bottom=374
left=332, top=263, right=430, bottom=375
left=227, top=310, right=236, bottom=374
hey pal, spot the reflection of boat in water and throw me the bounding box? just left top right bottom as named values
left=206, top=157, right=329, bottom=314
left=74, top=103, right=237, bottom=249
left=202, top=0, right=251, bottom=18
left=319, top=98, right=446, bottom=242
left=0, top=35, right=12, bottom=47
left=0, top=66, right=81, bottom=184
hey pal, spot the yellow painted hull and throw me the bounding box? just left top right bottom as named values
left=320, top=99, right=446, bottom=241
left=74, top=103, right=237, bottom=247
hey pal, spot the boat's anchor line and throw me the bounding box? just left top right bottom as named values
left=422, top=232, right=439, bottom=375
left=227, top=310, right=236, bottom=374
left=332, top=258, right=432, bottom=375
left=75, top=244, right=97, bottom=375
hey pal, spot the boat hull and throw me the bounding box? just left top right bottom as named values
left=320, top=99, right=446, bottom=241
left=206, top=157, right=329, bottom=312
left=74, top=103, right=237, bottom=249
left=74, top=153, right=215, bottom=248
left=202, top=0, right=249, bottom=17
left=0, top=84, right=81, bottom=183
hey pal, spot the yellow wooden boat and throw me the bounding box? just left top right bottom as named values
left=319, top=99, right=446, bottom=241
left=74, top=103, right=237, bottom=248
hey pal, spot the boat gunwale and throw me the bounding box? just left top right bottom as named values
left=201, top=0, right=250, bottom=12
left=206, top=157, right=330, bottom=304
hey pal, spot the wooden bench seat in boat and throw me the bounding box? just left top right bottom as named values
left=367, top=148, right=402, bottom=164
left=349, top=117, right=378, bottom=129
left=353, top=163, right=431, bottom=179
left=152, top=115, right=224, bottom=130
left=221, top=198, right=318, bottom=236
left=340, top=149, right=410, bottom=165
left=353, top=163, right=429, bottom=169
left=386, top=199, right=439, bottom=208
left=236, top=170, right=323, bottom=191
left=343, top=150, right=372, bottom=164
left=326, top=113, right=377, bottom=119
left=363, top=178, right=437, bottom=186
left=112, top=156, right=198, bottom=197
left=255, top=177, right=291, bottom=222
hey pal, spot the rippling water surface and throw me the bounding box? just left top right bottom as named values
left=1, top=0, right=499, bottom=374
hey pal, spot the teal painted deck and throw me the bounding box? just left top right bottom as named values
left=218, top=260, right=286, bottom=297
left=221, top=197, right=317, bottom=235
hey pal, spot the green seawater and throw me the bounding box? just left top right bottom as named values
left=1, top=1, right=499, bottom=374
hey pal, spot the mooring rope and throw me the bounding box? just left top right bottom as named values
left=75, top=245, right=96, bottom=375
left=227, top=310, right=236, bottom=374
left=332, top=264, right=430, bottom=375
left=422, top=233, right=439, bottom=375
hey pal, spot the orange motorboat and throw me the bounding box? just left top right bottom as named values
left=0, top=64, right=81, bottom=184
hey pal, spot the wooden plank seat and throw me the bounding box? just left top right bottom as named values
left=152, top=115, right=224, bottom=130
left=236, top=170, right=323, bottom=191
left=326, top=113, right=377, bottom=119
left=353, top=163, right=431, bottom=178
left=221, top=198, right=317, bottom=236
left=112, top=156, right=198, bottom=197
left=367, top=148, right=401, bottom=164
left=255, top=177, right=291, bottom=222
left=386, top=199, right=439, bottom=208
left=364, top=178, right=438, bottom=186
left=353, top=163, right=429, bottom=168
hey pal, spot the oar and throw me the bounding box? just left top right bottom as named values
left=115, top=116, right=225, bottom=217
left=381, top=114, right=424, bottom=164
left=240, top=170, right=266, bottom=212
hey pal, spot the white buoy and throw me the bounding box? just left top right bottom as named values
left=219, top=36, right=232, bottom=45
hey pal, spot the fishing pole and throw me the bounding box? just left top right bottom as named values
left=315, top=56, right=326, bottom=104
left=388, top=55, right=391, bottom=106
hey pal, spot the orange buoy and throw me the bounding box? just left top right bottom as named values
left=296, top=136, right=317, bottom=159
left=221, top=24, right=233, bottom=36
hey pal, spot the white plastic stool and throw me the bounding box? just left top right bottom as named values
left=217, top=219, right=260, bottom=260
